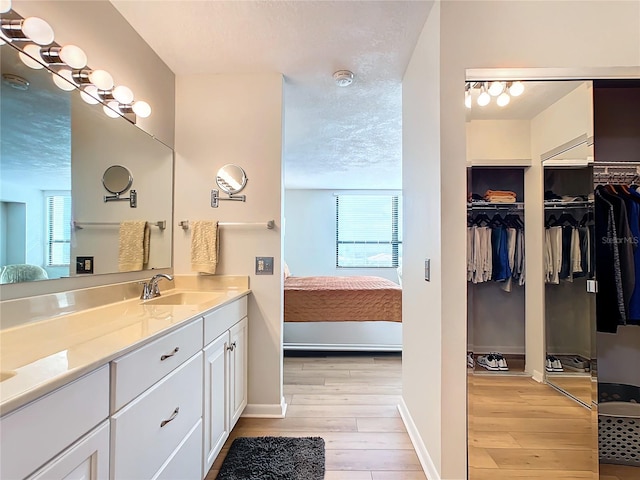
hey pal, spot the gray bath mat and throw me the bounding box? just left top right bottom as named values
left=216, top=436, right=325, bottom=480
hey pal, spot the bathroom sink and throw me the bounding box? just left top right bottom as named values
left=143, top=291, right=223, bottom=306
left=0, top=371, right=16, bottom=382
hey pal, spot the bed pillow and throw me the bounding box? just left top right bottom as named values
left=284, top=261, right=291, bottom=279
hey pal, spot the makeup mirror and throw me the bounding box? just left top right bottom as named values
left=102, top=165, right=133, bottom=195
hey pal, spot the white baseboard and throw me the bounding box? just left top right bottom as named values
left=242, top=396, right=288, bottom=418
left=532, top=369, right=544, bottom=383
left=398, top=399, right=440, bottom=480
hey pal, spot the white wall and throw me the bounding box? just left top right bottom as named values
left=174, top=73, right=285, bottom=415
left=466, top=119, right=531, bottom=163
left=403, top=1, right=640, bottom=479
left=284, top=189, right=400, bottom=282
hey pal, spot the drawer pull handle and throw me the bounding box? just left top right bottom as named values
left=160, top=407, right=180, bottom=427
left=160, top=347, right=180, bottom=361
left=227, top=341, right=237, bottom=352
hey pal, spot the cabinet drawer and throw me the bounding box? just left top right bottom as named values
left=111, top=318, right=203, bottom=412
left=111, top=352, right=203, bottom=480
left=204, top=297, right=247, bottom=345
left=0, top=366, right=109, bottom=480
left=155, top=419, right=202, bottom=480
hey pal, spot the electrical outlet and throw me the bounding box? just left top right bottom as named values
left=76, top=256, right=94, bottom=274
left=255, top=256, right=274, bottom=275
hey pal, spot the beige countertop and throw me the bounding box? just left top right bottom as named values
left=0, top=280, right=250, bottom=416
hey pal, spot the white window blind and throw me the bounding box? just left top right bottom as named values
left=336, top=194, right=402, bottom=268
left=46, top=193, right=71, bottom=266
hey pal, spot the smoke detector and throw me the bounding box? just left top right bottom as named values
left=2, top=73, right=30, bottom=91
left=333, top=70, right=354, bottom=87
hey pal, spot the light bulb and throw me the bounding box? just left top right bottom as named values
left=80, top=85, right=100, bottom=104
left=132, top=100, right=151, bottom=118
left=477, top=88, right=490, bottom=107
left=52, top=69, right=76, bottom=91
left=88, top=69, right=113, bottom=90
left=508, top=81, right=525, bottom=97
left=19, top=44, right=44, bottom=69
left=488, top=81, right=505, bottom=96
left=0, top=0, right=11, bottom=14
left=59, top=44, right=87, bottom=69
left=112, top=85, right=134, bottom=104
left=22, top=17, right=54, bottom=45
left=497, top=91, right=511, bottom=107
left=464, top=90, right=472, bottom=109
left=103, top=101, right=121, bottom=118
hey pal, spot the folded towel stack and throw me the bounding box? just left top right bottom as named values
left=118, top=221, right=150, bottom=272
left=484, top=189, right=517, bottom=203
left=191, top=220, right=219, bottom=274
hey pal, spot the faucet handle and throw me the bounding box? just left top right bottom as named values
left=138, top=281, right=152, bottom=300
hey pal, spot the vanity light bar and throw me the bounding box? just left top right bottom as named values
left=0, top=8, right=152, bottom=121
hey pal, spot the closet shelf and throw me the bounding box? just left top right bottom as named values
left=467, top=202, right=524, bottom=210
left=544, top=200, right=593, bottom=209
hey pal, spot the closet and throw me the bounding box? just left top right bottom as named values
left=467, top=167, right=526, bottom=374
left=593, top=80, right=640, bottom=476
left=542, top=163, right=595, bottom=407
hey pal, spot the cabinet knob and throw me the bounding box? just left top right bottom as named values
left=227, top=342, right=237, bottom=352
left=160, top=346, right=180, bottom=361
left=160, top=407, right=180, bottom=427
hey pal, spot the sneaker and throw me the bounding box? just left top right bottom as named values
left=547, top=355, right=563, bottom=372
left=560, top=356, right=588, bottom=372
left=546, top=357, right=554, bottom=372
left=477, top=354, right=500, bottom=371
left=490, top=352, right=509, bottom=371
left=467, top=353, right=474, bottom=368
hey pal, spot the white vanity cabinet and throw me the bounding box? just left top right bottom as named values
left=202, top=298, right=248, bottom=474
left=109, top=318, right=204, bottom=480
left=0, top=366, right=110, bottom=480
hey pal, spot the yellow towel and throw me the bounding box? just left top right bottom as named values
left=118, top=221, right=149, bottom=272
left=191, top=220, right=219, bottom=274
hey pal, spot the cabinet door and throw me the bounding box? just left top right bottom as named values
left=28, top=421, right=109, bottom=480
left=203, top=331, right=229, bottom=474
left=229, top=317, right=248, bottom=428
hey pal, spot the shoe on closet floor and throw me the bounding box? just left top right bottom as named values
left=477, top=354, right=500, bottom=371
left=467, top=353, right=474, bottom=368
left=546, top=355, right=563, bottom=372
left=490, top=352, right=509, bottom=371
left=560, top=356, right=588, bottom=372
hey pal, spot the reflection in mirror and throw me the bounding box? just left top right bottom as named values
left=102, top=165, right=133, bottom=195
left=466, top=80, right=597, bottom=479
left=0, top=42, right=173, bottom=284
left=216, top=164, right=248, bottom=195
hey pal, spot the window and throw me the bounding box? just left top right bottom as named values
left=336, top=194, right=402, bottom=268
left=45, top=193, right=71, bottom=266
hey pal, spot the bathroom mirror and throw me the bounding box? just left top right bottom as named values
left=216, top=164, right=248, bottom=195
left=0, top=41, right=173, bottom=284
left=102, top=165, right=133, bottom=195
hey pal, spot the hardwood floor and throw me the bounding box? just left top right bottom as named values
left=204, top=354, right=640, bottom=480
left=205, top=353, right=426, bottom=480
left=468, top=373, right=597, bottom=479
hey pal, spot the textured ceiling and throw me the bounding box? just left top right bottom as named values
left=110, top=0, right=435, bottom=190
left=1, top=44, right=71, bottom=191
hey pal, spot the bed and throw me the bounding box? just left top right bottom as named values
left=283, top=275, right=402, bottom=351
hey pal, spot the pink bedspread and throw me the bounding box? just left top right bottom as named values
left=284, top=276, right=402, bottom=323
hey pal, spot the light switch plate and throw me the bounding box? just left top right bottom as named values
left=425, top=259, right=430, bottom=281
left=255, top=256, right=274, bottom=275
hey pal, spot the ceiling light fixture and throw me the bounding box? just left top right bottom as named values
left=333, top=70, right=354, bottom=87
left=464, top=80, right=525, bottom=108
left=488, top=81, right=505, bottom=96
left=2, top=9, right=152, bottom=121
left=508, top=81, right=525, bottom=97
left=477, top=83, right=491, bottom=107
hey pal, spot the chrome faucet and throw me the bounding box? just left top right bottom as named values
left=140, top=273, right=173, bottom=300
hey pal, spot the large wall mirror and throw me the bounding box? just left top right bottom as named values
left=0, top=40, right=173, bottom=285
